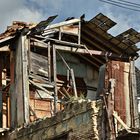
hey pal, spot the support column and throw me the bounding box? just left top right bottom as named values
left=10, top=50, right=16, bottom=128
left=21, top=35, right=29, bottom=124
left=0, top=56, right=3, bottom=127
left=53, top=45, right=57, bottom=114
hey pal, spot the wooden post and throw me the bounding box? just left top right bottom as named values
left=48, top=42, right=51, bottom=82
left=28, top=37, right=31, bottom=73
left=70, top=69, right=77, bottom=97
left=59, top=27, right=62, bottom=41
left=21, top=35, right=30, bottom=124
left=107, top=78, right=116, bottom=140
left=0, top=56, right=3, bottom=127
left=129, top=61, right=139, bottom=127
left=53, top=45, right=57, bottom=114
left=78, top=20, right=81, bottom=44
left=10, top=50, right=16, bottom=128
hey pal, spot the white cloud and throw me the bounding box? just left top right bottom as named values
left=0, top=0, right=43, bottom=33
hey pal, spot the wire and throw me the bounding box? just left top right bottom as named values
left=117, top=0, right=140, bottom=7
left=99, top=0, right=140, bottom=12
left=108, top=0, right=140, bottom=9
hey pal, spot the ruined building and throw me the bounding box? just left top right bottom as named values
left=0, top=13, right=139, bottom=140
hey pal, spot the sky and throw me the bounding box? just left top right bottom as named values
left=0, top=0, right=139, bottom=68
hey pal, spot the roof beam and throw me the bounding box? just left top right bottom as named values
left=54, top=44, right=129, bottom=61
left=44, top=19, right=80, bottom=30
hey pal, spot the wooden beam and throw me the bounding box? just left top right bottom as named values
left=9, top=51, right=16, bottom=128
left=12, top=35, right=27, bottom=127
left=0, top=57, right=3, bottom=127
left=107, top=79, right=116, bottom=139
left=54, top=45, right=129, bottom=61
left=78, top=20, right=81, bottom=44
left=45, top=37, right=85, bottom=48
left=56, top=50, right=71, bottom=70
left=53, top=45, right=57, bottom=114
left=21, top=36, right=30, bottom=124
left=113, top=111, right=131, bottom=132
left=29, top=80, right=52, bottom=95
left=70, top=69, right=77, bottom=97
left=45, top=18, right=80, bottom=30
left=28, top=38, right=31, bottom=73
left=48, top=42, right=51, bottom=82
left=31, top=38, right=129, bottom=61
left=31, top=38, right=49, bottom=48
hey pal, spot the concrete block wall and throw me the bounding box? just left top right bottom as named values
left=2, top=100, right=102, bottom=140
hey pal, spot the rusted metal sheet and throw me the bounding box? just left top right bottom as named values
left=106, top=61, right=126, bottom=123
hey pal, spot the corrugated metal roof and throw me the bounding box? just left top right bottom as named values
left=81, top=15, right=139, bottom=58
left=89, top=13, right=116, bottom=31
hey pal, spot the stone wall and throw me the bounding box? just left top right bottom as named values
left=1, top=100, right=102, bottom=140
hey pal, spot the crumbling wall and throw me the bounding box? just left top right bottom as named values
left=2, top=100, right=102, bottom=140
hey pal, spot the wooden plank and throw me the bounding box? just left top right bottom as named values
left=9, top=51, right=16, bottom=128
left=14, top=36, right=24, bottom=127
left=54, top=45, right=129, bottom=61
left=113, top=111, right=130, bottom=132
left=35, top=90, right=54, bottom=99
left=31, top=38, right=49, bottom=48
left=56, top=50, right=70, bottom=70
left=29, top=80, right=52, bottom=95
left=48, top=42, right=51, bottom=82
left=44, top=37, right=85, bottom=48
left=28, top=38, right=31, bottom=73
left=7, top=97, right=10, bottom=128
left=22, top=36, right=30, bottom=124
left=61, top=25, right=79, bottom=35
left=29, top=73, right=49, bottom=83
left=0, top=57, right=3, bottom=127
left=70, top=69, right=77, bottom=97
left=45, top=18, right=80, bottom=30
left=31, top=52, right=48, bottom=77
left=130, top=61, right=139, bottom=127
left=35, top=83, right=54, bottom=88
left=78, top=20, right=81, bottom=44
left=107, top=78, right=116, bottom=139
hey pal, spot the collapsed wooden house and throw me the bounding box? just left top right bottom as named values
left=0, top=13, right=139, bottom=140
